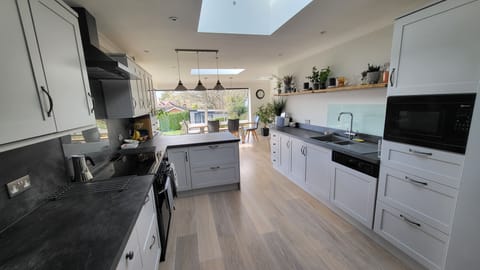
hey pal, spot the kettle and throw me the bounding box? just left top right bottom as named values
left=71, top=155, right=95, bottom=182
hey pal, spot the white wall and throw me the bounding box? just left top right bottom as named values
left=277, top=26, right=392, bottom=129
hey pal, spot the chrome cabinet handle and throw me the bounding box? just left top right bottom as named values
left=41, top=86, right=53, bottom=117
left=185, top=152, right=188, bottom=162
left=409, top=148, right=432, bottom=156
left=88, top=92, right=94, bottom=113
left=210, top=166, right=220, bottom=170
left=144, top=195, right=150, bottom=205
left=405, top=176, right=428, bottom=186
left=149, top=235, right=156, bottom=250
left=208, top=145, right=219, bottom=149
left=390, top=68, right=396, bottom=87
left=133, top=98, right=137, bottom=108
left=125, top=251, right=134, bottom=260
left=286, top=141, right=290, bottom=148
left=303, top=146, right=307, bottom=156
left=400, top=214, right=421, bottom=227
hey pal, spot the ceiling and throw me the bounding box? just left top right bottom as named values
left=65, top=0, right=430, bottom=88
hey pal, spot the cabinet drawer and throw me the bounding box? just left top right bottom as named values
left=189, top=143, right=238, bottom=168
left=381, top=140, right=464, bottom=188
left=378, top=166, right=457, bottom=234
left=136, top=187, right=156, bottom=246
left=374, top=202, right=448, bottom=270
left=191, top=164, right=239, bottom=189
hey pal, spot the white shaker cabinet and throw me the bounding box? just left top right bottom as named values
left=290, top=137, right=306, bottom=185
left=167, top=147, right=192, bottom=192
left=0, top=0, right=95, bottom=149
left=279, top=133, right=292, bottom=176
left=305, top=144, right=332, bottom=202
left=388, top=0, right=480, bottom=96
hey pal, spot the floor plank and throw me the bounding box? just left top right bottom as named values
left=160, top=137, right=411, bottom=270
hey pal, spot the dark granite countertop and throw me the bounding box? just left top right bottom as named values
left=273, top=127, right=380, bottom=164
left=0, top=175, right=154, bottom=270
left=120, top=132, right=241, bottom=159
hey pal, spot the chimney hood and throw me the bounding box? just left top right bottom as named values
left=73, top=7, right=138, bottom=80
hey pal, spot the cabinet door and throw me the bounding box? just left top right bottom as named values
left=0, top=0, right=57, bottom=145
left=29, top=0, right=95, bottom=131
left=128, top=60, right=142, bottom=117
left=279, top=134, right=291, bottom=175
left=388, top=0, right=480, bottom=96
left=140, top=215, right=161, bottom=270
left=331, top=164, right=377, bottom=228
left=167, top=148, right=191, bottom=191
left=116, top=228, right=142, bottom=270
left=290, top=137, right=306, bottom=185
left=305, top=144, right=332, bottom=201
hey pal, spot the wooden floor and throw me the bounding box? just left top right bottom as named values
left=159, top=137, right=410, bottom=270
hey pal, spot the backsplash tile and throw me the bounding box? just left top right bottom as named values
left=327, top=104, right=386, bottom=136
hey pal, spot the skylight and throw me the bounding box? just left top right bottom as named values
left=191, top=69, right=245, bottom=75
left=198, top=0, right=313, bottom=35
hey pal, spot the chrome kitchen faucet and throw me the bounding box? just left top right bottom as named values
left=338, top=112, right=356, bottom=140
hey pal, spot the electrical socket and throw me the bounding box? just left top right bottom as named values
left=6, top=175, right=32, bottom=198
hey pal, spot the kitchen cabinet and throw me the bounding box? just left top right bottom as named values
left=167, top=147, right=191, bottom=192
left=388, top=0, right=480, bottom=96
left=270, top=131, right=280, bottom=167
left=117, top=187, right=161, bottom=270
left=167, top=142, right=240, bottom=192
left=0, top=0, right=95, bottom=149
left=290, top=137, right=306, bottom=185
left=279, top=133, right=291, bottom=176
left=102, top=55, right=153, bottom=118
left=331, top=162, right=377, bottom=228
left=305, top=144, right=332, bottom=202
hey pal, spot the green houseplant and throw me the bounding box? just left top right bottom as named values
left=272, top=98, right=287, bottom=116
left=306, top=66, right=321, bottom=90
left=318, top=66, right=331, bottom=89
left=257, top=103, right=274, bottom=136
left=283, top=75, right=294, bottom=93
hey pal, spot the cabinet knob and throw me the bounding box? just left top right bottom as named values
left=125, top=251, right=134, bottom=260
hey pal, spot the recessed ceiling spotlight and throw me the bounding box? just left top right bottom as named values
left=278, top=53, right=283, bottom=57
left=169, top=16, right=178, bottom=22
left=320, top=30, right=327, bottom=35
left=144, top=49, right=150, bottom=53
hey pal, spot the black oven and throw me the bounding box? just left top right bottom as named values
left=384, top=93, right=476, bottom=154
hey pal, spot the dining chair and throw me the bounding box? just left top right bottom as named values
left=227, top=119, right=240, bottom=137
left=207, top=120, right=220, bottom=133
left=243, top=115, right=260, bottom=142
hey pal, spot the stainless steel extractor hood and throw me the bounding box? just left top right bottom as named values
left=73, top=7, right=138, bottom=80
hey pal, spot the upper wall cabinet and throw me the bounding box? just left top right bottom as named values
left=388, top=0, right=480, bottom=96
left=0, top=0, right=95, bottom=149
left=101, top=55, right=154, bottom=118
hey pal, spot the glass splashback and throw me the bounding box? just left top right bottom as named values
left=327, top=104, right=386, bottom=136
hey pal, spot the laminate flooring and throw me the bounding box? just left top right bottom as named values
left=159, top=137, right=411, bottom=270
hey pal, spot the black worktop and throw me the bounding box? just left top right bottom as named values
left=120, top=132, right=241, bottom=158
left=274, top=127, right=380, bottom=164
left=0, top=175, right=154, bottom=270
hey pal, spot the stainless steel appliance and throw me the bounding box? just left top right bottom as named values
left=71, top=155, right=95, bottom=182
left=384, top=93, right=476, bottom=154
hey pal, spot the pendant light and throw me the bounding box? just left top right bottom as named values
left=213, top=52, right=225, bottom=90
left=194, top=52, right=207, bottom=91
left=174, top=51, right=187, bottom=91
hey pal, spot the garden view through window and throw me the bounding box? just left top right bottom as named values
left=156, top=89, right=250, bottom=135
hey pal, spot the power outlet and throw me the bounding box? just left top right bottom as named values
left=6, top=175, right=32, bottom=198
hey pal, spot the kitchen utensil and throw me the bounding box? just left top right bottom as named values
left=71, top=155, right=95, bottom=182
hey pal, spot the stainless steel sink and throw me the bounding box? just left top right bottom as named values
left=310, top=134, right=348, bottom=143
left=334, top=140, right=355, bottom=145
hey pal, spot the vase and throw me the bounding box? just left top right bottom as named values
left=319, top=82, right=327, bottom=89
left=261, top=127, right=269, bottom=136
left=313, top=83, right=320, bottom=90
left=366, top=71, right=380, bottom=84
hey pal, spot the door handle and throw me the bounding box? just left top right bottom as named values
left=210, top=166, right=220, bottom=170
left=143, top=194, right=150, bottom=205
left=405, top=176, right=428, bottom=186
left=408, top=148, right=432, bottom=156
left=400, top=214, right=421, bottom=228
left=208, top=145, right=219, bottom=149
left=88, top=92, right=94, bottom=113
left=41, top=86, right=53, bottom=117
left=286, top=141, right=290, bottom=148
left=149, top=235, right=156, bottom=250
left=185, top=152, right=188, bottom=162
left=390, top=68, right=396, bottom=87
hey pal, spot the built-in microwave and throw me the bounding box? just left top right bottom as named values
left=384, top=93, right=476, bottom=154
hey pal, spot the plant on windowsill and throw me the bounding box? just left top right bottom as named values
left=257, top=103, right=274, bottom=136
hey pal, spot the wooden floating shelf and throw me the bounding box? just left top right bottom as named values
left=274, top=83, right=387, bottom=96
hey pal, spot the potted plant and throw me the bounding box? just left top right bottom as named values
left=319, top=66, right=331, bottom=89
left=366, top=63, right=381, bottom=84
left=257, top=103, right=274, bottom=136
left=306, top=66, right=321, bottom=90
left=272, top=98, right=286, bottom=126
left=283, top=75, right=294, bottom=93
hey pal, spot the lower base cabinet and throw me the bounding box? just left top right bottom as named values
left=305, top=144, right=332, bottom=202
left=117, top=187, right=161, bottom=270
left=375, top=202, right=448, bottom=270
left=331, top=164, right=377, bottom=229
